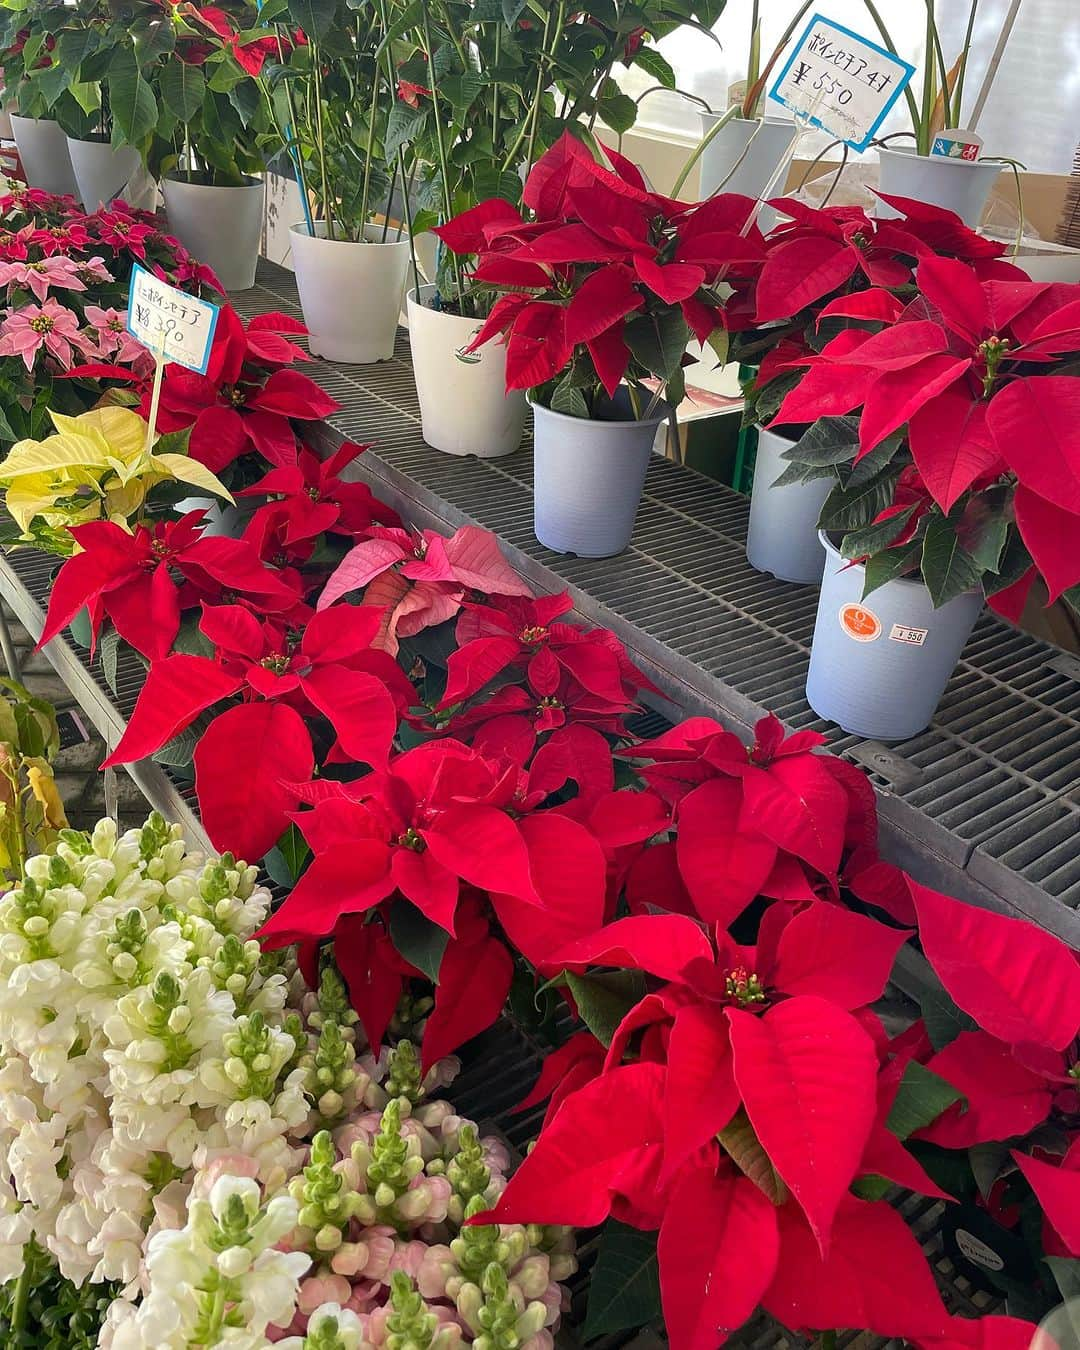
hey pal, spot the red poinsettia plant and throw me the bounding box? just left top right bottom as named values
left=79, top=303, right=341, bottom=483
left=769, top=256, right=1080, bottom=616
left=433, top=131, right=764, bottom=418
left=736, top=192, right=1025, bottom=427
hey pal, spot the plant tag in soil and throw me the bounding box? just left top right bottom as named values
left=126, top=263, right=220, bottom=374
left=769, top=13, right=915, bottom=151
left=931, top=129, right=984, bottom=161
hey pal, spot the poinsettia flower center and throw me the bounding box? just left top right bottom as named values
left=723, top=966, right=767, bottom=1007
left=977, top=335, right=1012, bottom=396
left=259, top=652, right=291, bottom=673
left=306, top=485, right=321, bottom=501
left=29, top=315, right=54, bottom=334
left=396, top=826, right=426, bottom=852
left=224, top=385, right=246, bottom=407
left=519, top=624, right=548, bottom=644
left=27, top=261, right=46, bottom=273
left=536, top=696, right=563, bottom=715
left=413, top=540, right=428, bottom=559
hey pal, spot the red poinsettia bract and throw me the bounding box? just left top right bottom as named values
left=40, top=513, right=301, bottom=660
left=622, top=712, right=877, bottom=926
left=102, top=603, right=413, bottom=859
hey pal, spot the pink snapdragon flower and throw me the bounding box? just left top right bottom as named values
left=0, top=298, right=94, bottom=370
left=0, top=254, right=87, bottom=302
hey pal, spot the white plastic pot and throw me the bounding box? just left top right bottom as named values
left=10, top=116, right=78, bottom=198
left=697, top=114, right=796, bottom=200
left=162, top=174, right=264, bottom=292
left=66, top=136, right=139, bottom=210
left=531, top=394, right=665, bottom=557
left=876, top=146, right=1003, bottom=228
left=805, top=531, right=983, bottom=741
left=746, top=426, right=831, bottom=584
left=290, top=222, right=411, bottom=364
left=407, top=285, right=527, bottom=458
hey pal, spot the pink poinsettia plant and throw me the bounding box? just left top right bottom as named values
left=0, top=187, right=220, bottom=447
left=433, top=132, right=763, bottom=418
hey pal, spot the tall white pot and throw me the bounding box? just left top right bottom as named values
left=291, top=222, right=411, bottom=364
left=876, top=146, right=1003, bottom=227
left=531, top=396, right=665, bottom=557
left=11, top=116, right=78, bottom=198
left=746, top=426, right=831, bottom=584
left=66, top=136, right=140, bottom=210
left=162, top=174, right=264, bottom=292
left=805, top=532, right=983, bottom=741
left=697, top=114, right=795, bottom=199
left=407, top=285, right=526, bottom=458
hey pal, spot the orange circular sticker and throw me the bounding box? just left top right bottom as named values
left=839, top=603, right=882, bottom=643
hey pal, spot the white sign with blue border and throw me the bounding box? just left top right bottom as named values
left=126, top=263, right=220, bottom=375
left=769, top=14, right=915, bottom=153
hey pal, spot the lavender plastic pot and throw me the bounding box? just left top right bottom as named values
left=746, top=426, right=831, bottom=584
left=805, top=532, right=983, bottom=741
left=531, top=395, right=665, bottom=557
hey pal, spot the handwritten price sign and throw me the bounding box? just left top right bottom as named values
left=126, top=263, right=219, bottom=375
left=769, top=14, right=914, bottom=152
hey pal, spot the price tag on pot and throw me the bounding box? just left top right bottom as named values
left=769, top=14, right=915, bottom=151
left=126, top=263, right=220, bottom=375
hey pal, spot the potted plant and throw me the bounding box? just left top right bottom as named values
left=0, top=404, right=233, bottom=555
left=770, top=254, right=1080, bottom=740
left=735, top=195, right=1024, bottom=585
left=255, top=0, right=412, bottom=360
left=135, top=0, right=274, bottom=292
left=686, top=0, right=815, bottom=202
left=867, top=0, right=1014, bottom=225
left=392, top=0, right=727, bottom=458
left=0, top=3, right=81, bottom=199
left=437, top=133, right=745, bottom=557
left=52, top=0, right=146, bottom=211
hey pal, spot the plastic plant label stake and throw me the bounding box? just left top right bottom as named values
left=931, top=129, right=984, bottom=161
left=768, top=14, right=915, bottom=151
left=126, top=262, right=220, bottom=376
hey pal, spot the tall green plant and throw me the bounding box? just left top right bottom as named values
left=257, top=0, right=398, bottom=241
left=381, top=0, right=727, bottom=312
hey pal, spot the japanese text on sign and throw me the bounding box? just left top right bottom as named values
left=126, top=263, right=219, bottom=375
left=769, top=14, right=915, bottom=152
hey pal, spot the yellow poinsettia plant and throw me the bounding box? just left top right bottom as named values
left=0, top=406, right=232, bottom=554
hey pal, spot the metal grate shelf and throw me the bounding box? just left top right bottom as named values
left=232, top=261, right=1080, bottom=948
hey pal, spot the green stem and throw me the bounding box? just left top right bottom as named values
left=491, top=24, right=500, bottom=143
left=503, top=0, right=563, bottom=178
left=310, top=40, right=334, bottom=239
left=740, top=0, right=816, bottom=119
left=671, top=102, right=740, bottom=198
left=10, top=1258, right=30, bottom=1337
left=925, top=0, right=952, bottom=133
left=358, top=14, right=381, bottom=238
left=859, top=0, right=923, bottom=141
left=953, top=0, right=979, bottom=121
left=381, top=156, right=399, bottom=241
left=744, top=0, right=760, bottom=115
left=530, top=4, right=565, bottom=162
left=919, top=0, right=936, bottom=154
left=419, top=0, right=464, bottom=306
